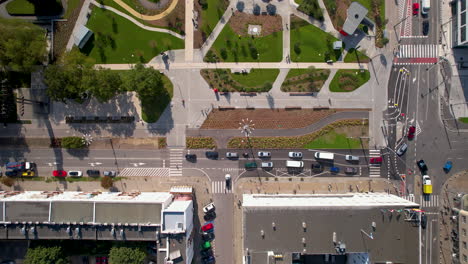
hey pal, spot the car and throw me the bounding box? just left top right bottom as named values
left=86, top=169, right=100, bottom=177
left=22, top=171, right=35, bottom=177
left=53, top=170, right=67, bottom=177
left=225, top=174, right=231, bottom=188
left=420, top=213, right=427, bottom=229
left=245, top=162, right=257, bottom=170
left=205, top=151, right=219, bottom=160
left=203, top=203, right=215, bottom=213
left=370, top=157, right=383, bottom=164
left=204, top=211, right=216, bottom=221
left=261, top=162, right=273, bottom=169
left=417, top=159, right=428, bottom=172
left=68, top=171, right=82, bottom=177
left=408, top=126, right=416, bottom=140
left=185, top=154, right=197, bottom=162
left=422, top=20, right=429, bottom=35
left=202, top=255, right=215, bottom=264
left=330, top=167, right=340, bottom=173
left=312, top=163, right=323, bottom=173
left=396, top=143, right=408, bottom=156
left=257, top=151, right=271, bottom=158
left=202, top=232, right=215, bottom=241
left=0, top=260, right=16, bottom=264
left=201, top=241, right=212, bottom=250
left=345, top=155, right=359, bottom=162
left=201, top=223, right=214, bottom=232
left=95, top=256, right=108, bottom=264
left=226, top=152, right=238, bottom=159
left=103, top=171, right=117, bottom=177
left=200, top=248, right=214, bottom=257
left=345, top=167, right=358, bottom=174
left=413, top=2, right=419, bottom=15
left=288, top=152, right=303, bottom=159
left=5, top=171, right=17, bottom=177
left=443, top=161, right=453, bottom=173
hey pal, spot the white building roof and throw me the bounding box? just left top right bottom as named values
left=243, top=193, right=419, bottom=208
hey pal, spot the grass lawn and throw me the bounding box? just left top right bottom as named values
left=281, top=68, right=330, bottom=92
left=6, top=0, right=62, bottom=15
left=290, top=21, right=341, bottom=62
left=329, top=69, right=370, bottom=92
left=200, top=0, right=229, bottom=38
left=201, top=69, right=278, bottom=92
left=459, top=117, right=468, bottom=123
left=65, top=0, right=80, bottom=18
left=206, top=24, right=282, bottom=62
left=82, top=8, right=184, bottom=63
left=6, top=0, right=34, bottom=15
left=303, top=130, right=361, bottom=149
left=344, top=49, right=370, bottom=63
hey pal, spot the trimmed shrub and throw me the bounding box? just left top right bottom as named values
left=101, top=176, right=113, bottom=189
left=61, top=136, right=86, bottom=149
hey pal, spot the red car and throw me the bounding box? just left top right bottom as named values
left=53, top=170, right=67, bottom=177
left=413, top=3, right=419, bottom=15
left=407, top=125, right=416, bottom=140
left=370, top=157, right=383, bottom=164
left=96, top=256, right=108, bottom=264
left=201, top=223, right=214, bottom=232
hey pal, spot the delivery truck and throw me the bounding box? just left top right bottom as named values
left=314, top=152, right=334, bottom=161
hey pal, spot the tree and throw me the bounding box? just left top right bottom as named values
left=24, top=246, right=68, bottom=264
left=109, top=247, right=146, bottom=264
left=122, top=63, right=164, bottom=99
left=61, top=136, right=86, bottom=149
left=90, top=68, right=121, bottom=102
left=101, top=176, right=113, bottom=189
left=0, top=18, right=47, bottom=72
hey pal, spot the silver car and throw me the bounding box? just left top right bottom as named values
left=258, top=151, right=271, bottom=158
left=396, top=143, right=408, bottom=156
left=345, top=155, right=359, bottom=161
left=226, top=152, right=239, bottom=159
left=288, top=152, right=303, bottom=159
left=103, top=171, right=117, bottom=177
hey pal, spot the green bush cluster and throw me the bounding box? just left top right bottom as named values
left=61, top=136, right=86, bottom=149
left=297, top=0, right=324, bottom=21
left=186, top=137, right=217, bottom=149
left=227, top=119, right=368, bottom=148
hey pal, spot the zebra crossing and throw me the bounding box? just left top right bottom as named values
left=211, top=181, right=232, bottom=194
left=369, top=149, right=381, bottom=178
left=222, top=168, right=243, bottom=172
left=402, top=194, right=440, bottom=208
left=118, top=168, right=170, bottom=177
left=397, top=44, right=438, bottom=58
left=169, top=148, right=184, bottom=177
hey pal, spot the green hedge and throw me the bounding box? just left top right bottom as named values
left=61, top=136, right=86, bottom=149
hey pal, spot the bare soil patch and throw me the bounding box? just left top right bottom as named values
left=201, top=109, right=364, bottom=129
left=229, top=12, right=282, bottom=37
left=53, top=0, right=85, bottom=60
left=281, top=69, right=330, bottom=92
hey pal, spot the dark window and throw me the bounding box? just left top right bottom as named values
left=462, top=12, right=467, bottom=26
left=462, top=26, right=467, bottom=43
left=462, top=0, right=466, bottom=12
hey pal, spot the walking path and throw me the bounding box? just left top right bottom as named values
left=184, top=0, right=194, bottom=61
left=112, top=0, right=179, bottom=20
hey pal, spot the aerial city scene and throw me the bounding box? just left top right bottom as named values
left=0, top=0, right=467, bottom=263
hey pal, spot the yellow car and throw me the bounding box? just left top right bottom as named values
left=22, top=171, right=35, bottom=177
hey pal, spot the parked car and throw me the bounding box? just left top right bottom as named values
left=5, top=171, right=17, bottom=177
left=68, top=171, right=82, bottom=177
left=200, top=249, right=214, bottom=257
left=53, top=170, right=67, bottom=177
left=201, top=223, right=214, bottom=233
left=201, top=241, right=212, bottom=250
left=103, top=171, right=117, bottom=177
left=202, top=232, right=215, bottom=242
left=345, top=167, right=358, bottom=175
left=257, top=151, right=271, bottom=158
left=413, top=2, right=419, bottom=15
left=408, top=126, right=416, bottom=140
left=22, top=171, right=35, bottom=177
left=443, top=161, right=453, bottom=173
left=185, top=154, right=197, bottom=162
left=205, top=151, right=219, bottom=160
left=396, top=143, right=408, bottom=156
left=261, top=162, right=273, bottom=169
left=422, top=20, right=429, bottom=35
left=202, top=255, right=215, bottom=264
left=312, top=163, right=323, bottom=173
left=288, top=152, right=303, bottom=159
left=226, top=152, right=239, bottom=159
left=204, top=211, right=216, bottom=221
left=370, top=157, right=383, bottom=164
left=86, top=170, right=100, bottom=177
left=330, top=167, right=340, bottom=173
left=417, top=159, right=428, bottom=172
left=345, top=155, right=360, bottom=162
left=203, top=203, right=215, bottom=213
left=95, top=256, right=108, bottom=264
left=245, top=162, right=257, bottom=170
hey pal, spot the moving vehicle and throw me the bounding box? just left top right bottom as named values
left=53, top=170, right=67, bottom=177
left=261, top=162, right=273, bottom=168
left=6, top=162, right=32, bottom=171
left=412, top=2, right=419, bottom=15
left=86, top=170, right=100, bottom=177
left=226, top=152, right=239, bottom=159
left=345, top=155, right=359, bottom=162
left=417, top=160, right=428, bottom=172
left=225, top=174, right=231, bottom=188
left=286, top=160, right=304, bottom=168
left=422, top=175, right=432, bottom=194
left=205, top=151, right=219, bottom=160
left=68, top=171, right=82, bottom=177
left=203, top=203, right=215, bottom=213
left=103, top=171, right=117, bottom=177
left=312, top=163, right=323, bottom=173
left=288, top=152, right=303, bottom=159
left=345, top=167, right=358, bottom=175
left=245, top=162, right=257, bottom=170
left=421, top=0, right=430, bottom=15
left=396, top=143, right=408, bottom=156
left=22, top=171, right=35, bottom=177
left=443, top=161, right=453, bottom=173
left=408, top=126, right=416, bottom=140
left=330, top=167, right=340, bottom=173
left=201, top=223, right=214, bottom=233
left=258, top=151, right=271, bottom=158
left=314, top=152, right=334, bottom=161
left=422, top=21, right=429, bottom=35
left=420, top=213, right=427, bottom=229
left=185, top=154, right=197, bottom=162
left=370, top=157, right=383, bottom=164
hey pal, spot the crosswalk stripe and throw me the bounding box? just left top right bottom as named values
left=211, top=181, right=232, bottom=194
left=397, top=44, right=438, bottom=58
left=169, top=149, right=184, bottom=177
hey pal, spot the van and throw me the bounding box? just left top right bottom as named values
left=314, top=152, right=334, bottom=161
left=421, top=0, right=430, bottom=15
left=286, top=160, right=304, bottom=168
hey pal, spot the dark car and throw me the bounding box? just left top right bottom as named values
left=5, top=171, right=17, bottom=177
left=202, top=255, right=215, bottom=264
left=201, top=249, right=213, bottom=258
left=205, top=151, right=219, bottom=160
left=345, top=167, right=358, bottom=175
left=417, top=160, right=428, bottom=172
left=86, top=170, right=100, bottom=177
left=420, top=213, right=427, bottom=229
left=330, top=167, right=340, bottom=173
left=312, top=163, right=323, bottom=173
left=202, top=232, right=215, bottom=241
left=422, top=21, right=429, bottom=36
left=185, top=154, right=197, bottom=162
left=204, top=211, right=217, bottom=221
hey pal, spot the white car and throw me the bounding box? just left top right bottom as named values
left=203, top=203, right=215, bottom=213
left=258, top=151, right=271, bottom=158
left=226, top=152, right=239, bottom=158
left=288, top=152, right=303, bottom=159
left=345, top=155, right=359, bottom=161
left=104, top=171, right=117, bottom=177
left=68, top=171, right=83, bottom=177
left=261, top=162, right=273, bottom=168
